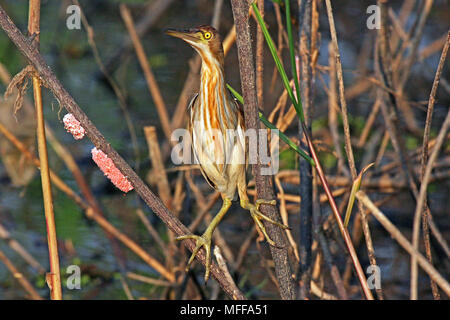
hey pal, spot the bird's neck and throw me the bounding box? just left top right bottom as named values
left=200, top=58, right=225, bottom=93
left=199, top=54, right=226, bottom=104
left=196, top=55, right=229, bottom=131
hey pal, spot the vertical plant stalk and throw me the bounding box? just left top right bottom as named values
left=28, top=0, right=62, bottom=300
left=297, top=0, right=313, bottom=300
left=413, top=104, right=450, bottom=300
left=413, top=32, right=449, bottom=300
left=324, top=0, right=382, bottom=299
left=230, top=0, right=296, bottom=300
left=328, top=43, right=349, bottom=177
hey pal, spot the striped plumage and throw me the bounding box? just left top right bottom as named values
left=188, top=28, right=246, bottom=201
left=166, top=25, right=287, bottom=281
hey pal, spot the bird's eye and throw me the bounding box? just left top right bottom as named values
left=204, top=32, right=212, bottom=39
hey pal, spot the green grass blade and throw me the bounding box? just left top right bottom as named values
left=251, top=2, right=305, bottom=123
left=284, top=0, right=301, bottom=106
left=259, top=113, right=314, bottom=166
left=226, top=84, right=244, bottom=104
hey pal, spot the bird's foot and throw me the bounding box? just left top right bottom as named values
left=241, top=199, right=289, bottom=246
left=176, top=231, right=213, bottom=282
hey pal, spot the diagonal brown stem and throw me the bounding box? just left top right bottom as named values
left=302, top=122, right=374, bottom=300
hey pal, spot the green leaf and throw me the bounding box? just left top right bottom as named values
left=344, top=163, right=374, bottom=228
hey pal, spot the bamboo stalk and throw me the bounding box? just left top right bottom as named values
left=28, top=0, right=62, bottom=300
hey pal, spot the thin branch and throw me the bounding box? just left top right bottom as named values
left=412, top=101, right=450, bottom=299
left=328, top=42, right=349, bottom=176
left=100, top=0, right=175, bottom=76
left=0, top=248, right=43, bottom=300
left=120, top=5, right=172, bottom=142
left=0, top=222, right=45, bottom=274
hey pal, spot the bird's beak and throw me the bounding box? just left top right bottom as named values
left=165, top=28, right=201, bottom=45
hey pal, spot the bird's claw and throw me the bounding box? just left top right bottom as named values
left=176, top=233, right=212, bottom=282
left=242, top=199, right=289, bottom=247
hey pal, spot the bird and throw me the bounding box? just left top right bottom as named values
left=166, top=25, right=288, bottom=281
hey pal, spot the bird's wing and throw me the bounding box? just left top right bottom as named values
left=226, top=87, right=245, bottom=125
left=228, top=91, right=248, bottom=170
left=188, top=93, right=218, bottom=191
left=186, top=93, right=198, bottom=138
left=187, top=93, right=199, bottom=112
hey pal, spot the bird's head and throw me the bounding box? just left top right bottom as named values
left=165, top=25, right=224, bottom=68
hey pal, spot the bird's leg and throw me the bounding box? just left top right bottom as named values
left=176, top=197, right=232, bottom=282
left=240, top=198, right=289, bottom=247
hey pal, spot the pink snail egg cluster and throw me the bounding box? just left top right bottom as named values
left=91, top=147, right=134, bottom=193
left=63, top=113, right=85, bottom=140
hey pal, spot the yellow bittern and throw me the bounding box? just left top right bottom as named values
left=166, top=25, right=288, bottom=281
